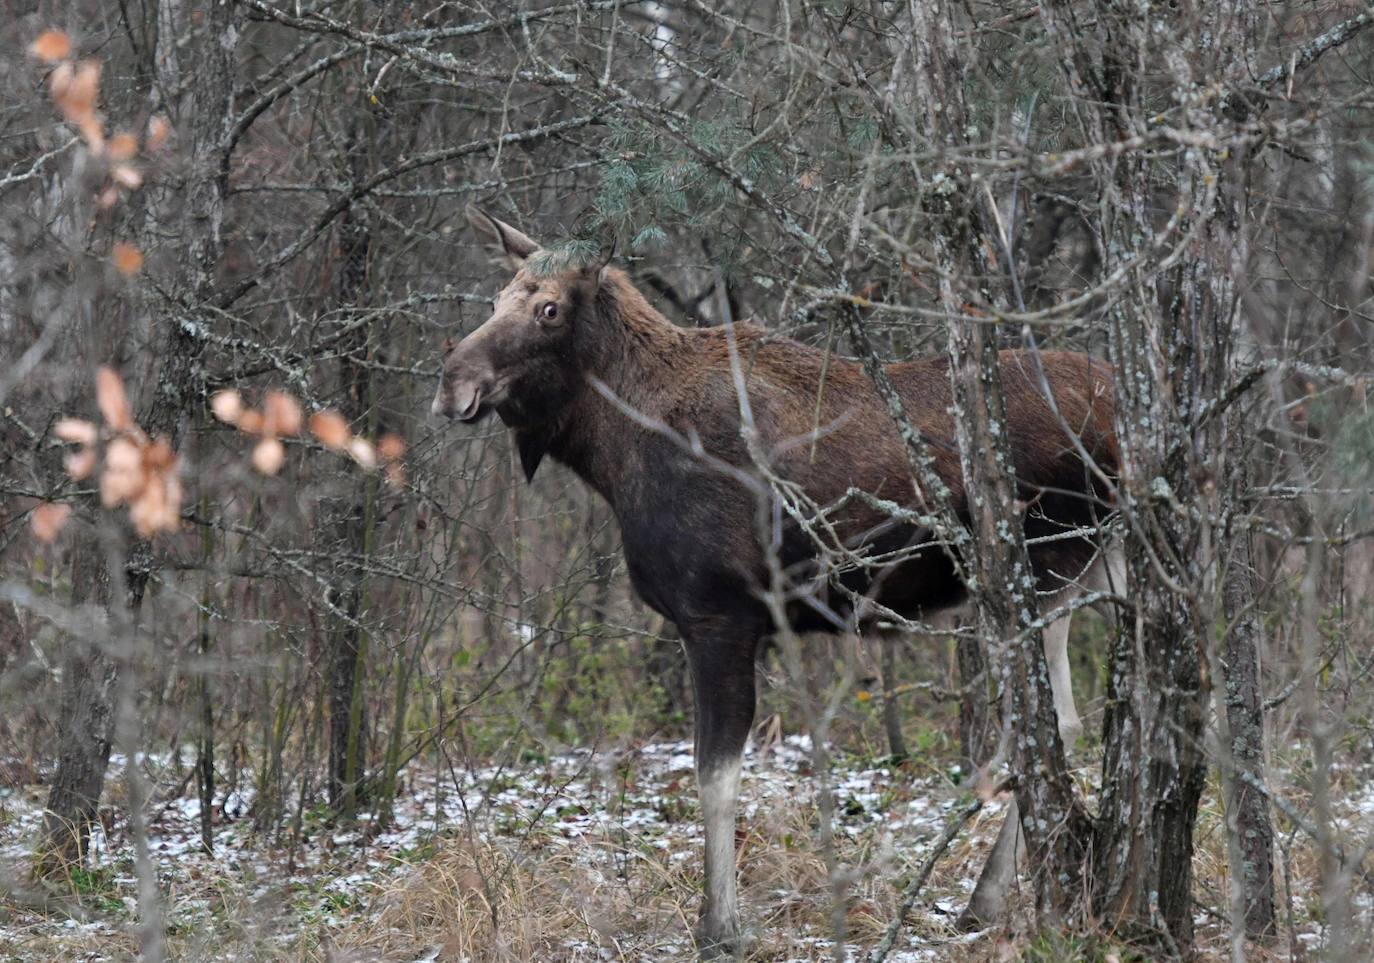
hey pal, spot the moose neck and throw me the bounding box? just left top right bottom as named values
left=542, top=269, right=686, bottom=507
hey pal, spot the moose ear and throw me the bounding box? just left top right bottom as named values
left=466, top=205, right=539, bottom=269
left=581, top=237, right=616, bottom=282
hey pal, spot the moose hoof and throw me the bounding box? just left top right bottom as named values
left=955, top=886, right=1009, bottom=933
left=954, top=905, right=994, bottom=933
left=694, top=916, right=750, bottom=960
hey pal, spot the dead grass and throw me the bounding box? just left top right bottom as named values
left=3, top=726, right=1374, bottom=961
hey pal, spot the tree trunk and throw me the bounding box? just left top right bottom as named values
left=36, top=541, right=115, bottom=875
left=956, top=632, right=992, bottom=775
left=324, top=99, right=389, bottom=816
left=1033, top=4, right=1247, bottom=948
left=325, top=515, right=368, bottom=815
left=1090, top=261, right=1210, bottom=953
left=1223, top=525, right=1276, bottom=937
left=1088, top=249, right=1211, bottom=950
left=879, top=633, right=907, bottom=762
left=1092, top=576, right=1207, bottom=949
left=33, top=0, right=239, bottom=880
left=947, top=314, right=1091, bottom=921
left=900, top=0, right=1091, bottom=918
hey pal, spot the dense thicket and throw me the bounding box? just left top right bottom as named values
left=4, top=2, right=1374, bottom=959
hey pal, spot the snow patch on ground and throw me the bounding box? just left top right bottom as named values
left=1, top=738, right=1359, bottom=959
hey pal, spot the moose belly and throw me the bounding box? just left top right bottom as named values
left=778, top=520, right=969, bottom=632
left=616, top=496, right=969, bottom=634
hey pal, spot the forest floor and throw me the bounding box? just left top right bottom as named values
left=0, top=728, right=1358, bottom=962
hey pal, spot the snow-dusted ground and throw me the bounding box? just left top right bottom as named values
left=0, top=735, right=998, bottom=961
left=2, top=735, right=1364, bottom=960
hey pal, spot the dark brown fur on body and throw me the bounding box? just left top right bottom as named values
left=437, top=245, right=1118, bottom=638
left=435, top=208, right=1118, bottom=955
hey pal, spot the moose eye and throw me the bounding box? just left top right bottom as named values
left=540, top=302, right=559, bottom=321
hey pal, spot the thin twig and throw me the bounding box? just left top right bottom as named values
left=867, top=795, right=986, bottom=963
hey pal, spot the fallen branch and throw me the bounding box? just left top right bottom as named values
left=867, top=794, right=987, bottom=963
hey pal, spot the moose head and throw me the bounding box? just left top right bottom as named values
left=431, top=207, right=614, bottom=455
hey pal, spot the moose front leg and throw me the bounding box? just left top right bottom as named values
left=683, top=623, right=759, bottom=959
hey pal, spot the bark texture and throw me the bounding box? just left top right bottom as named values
left=36, top=541, right=115, bottom=874
left=34, top=0, right=240, bottom=878
left=956, top=632, right=993, bottom=775
left=1224, top=512, right=1277, bottom=936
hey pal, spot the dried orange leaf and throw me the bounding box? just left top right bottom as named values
left=129, top=439, right=181, bottom=536
left=237, top=409, right=264, bottom=435
left=31, top=503, right=72, bottom=543
left=263, top=391, right=303, bottom=436
left=48, top=62, right=73, bottom=101
left=30, top=31, right=72, bottom=64
left=210, top=390, right=243, bottom=425
left=79, top=118, right=106, bottom=154
left=111, top=164, right=142, bottom=190
left=348, top=437, right=376, bottom=469
left=101, top=436, right=144, bottom=506
left=129, top=482, right=165, bottom=537
left=54, top=417, right=98, bottom=445
left=309, top=410, right=351, bottom=450
left=107, top=132, right=137, bottom=161
left=64, top=447, right=97, bottom=480
left=384, top=462, right=406, bottom=491
left=96, top=185, right=119, bottom=209
left=163, top=475, right=183, bottom=530
left=69, top=60, right=100, bottom=107
left=377, top=433, right=406, bottom=462
left=252, top=437, right=285, bottom=476
left=142, top=437, right=175, bottom=473
left=112, top=241, right=143, bottom=276
left=51, top=60, right=103, bottom=152
left=146, top=116, right=171, bottom=151
left=95, top=366, right=133, bottom=431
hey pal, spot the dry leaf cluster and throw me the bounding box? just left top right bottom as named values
left=211, top=388, right=301, bottom=475
left=211, top=389, right=406, bottom=487
left=29, top=503, right=72, bottom=545
left=35, top=367, right=184, bottom=544
left=33, top=378, right=409, bottom=545
left=29, top=28, right=169, bottom=269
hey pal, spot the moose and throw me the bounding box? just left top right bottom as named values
left=432, top=206, right=1121, bottom=957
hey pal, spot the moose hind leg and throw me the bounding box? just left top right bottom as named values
left=684, top=623, right=759, bottom=959
left=959, top=604, right=1080, bottom=929
left=958, top=797, right=1022, bottom=931
left=1042, top=603, right=1083, bottom=748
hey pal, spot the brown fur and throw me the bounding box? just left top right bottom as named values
left=438, top=259, right=1116, bottom=633
left=435, top=209, right=1118, bottom=954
